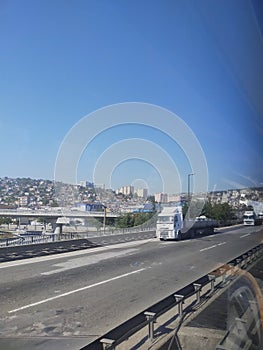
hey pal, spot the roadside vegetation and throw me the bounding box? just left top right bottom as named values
left=0, top=217, right=12, bottom=225
left=183, top=201, right=242, bottom=226
left=115, top=212, right=156, bottom=228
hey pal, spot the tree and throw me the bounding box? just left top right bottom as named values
left=0, top=217, right=12, bottom=225
left=134, top=213, right=146, bottom=226
left=115, top=214, right=133, bottom=228
left=182, top=202, right=188, bottom=219
left=202, top=201, right=234, bottom=225
left=115, top=212, right=155, bottom=228
left=201, top=201, right=213, bottom=218
left=37, top=217, right=46, bottom=223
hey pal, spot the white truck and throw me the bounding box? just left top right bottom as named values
left=156, top=206, right=218, bottom=241
left=243, top=211, right=263, bottom=226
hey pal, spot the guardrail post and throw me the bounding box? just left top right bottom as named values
left=208, top=274, right=216, bottom=293
left=246, top=255, right=250, bottom=266
left=236, top=258, right=242, bottom=268
left=193, top=283, right=202, bottom=304
left=248, top=251, right=252, bottom=264
left=220, top=268, right=226, bottom=285
left=100, top=338, right=115, bottom=350
left=174, top=294, right=184, bottom=318
left=144, top=311, right=156, bottom=342
left=251, top=248, right=256, bottom=261
left=235, top=317, right=247, bottom=334
left=257, top=246, right=262, bottom=258
left=242, top=254, right=248, bottom=269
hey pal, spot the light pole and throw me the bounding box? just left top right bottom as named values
left=187, top=173, right=195, bottom=208
left=103, top=205, right=107, bottom=234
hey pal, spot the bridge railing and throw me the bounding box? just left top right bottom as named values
left=75, top=226, right=156, bottom=237
left=0, top=226, right=156, bottom=248
left=0, top=234, right=57, bottom=247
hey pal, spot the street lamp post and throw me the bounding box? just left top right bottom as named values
left=103, top=205, right=107, bottom=234
left=187, top=173, right=195, bottom=210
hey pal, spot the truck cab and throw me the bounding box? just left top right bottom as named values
left=243, top=211, right=263, bottom=226
left=156, top=207, right=183, bottom=240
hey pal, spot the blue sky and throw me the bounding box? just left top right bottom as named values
left=0, top=0, right=262, bottom=194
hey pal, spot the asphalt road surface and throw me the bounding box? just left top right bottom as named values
left=0, top=225, right=262, bottom=350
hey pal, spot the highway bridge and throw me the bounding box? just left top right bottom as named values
left=0, top=208, right=119, bottom=219
left=0, top=208, right=119, bottom=230
left=0, top=224, right=262, bottom=349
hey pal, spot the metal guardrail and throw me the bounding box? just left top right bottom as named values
left=0, top=233, right=74, bottom=248
left=0, top=234, right=56, bottom=247
left=84, top=226, right=156, bottom=236
left=216, top=249, right=263, bottom=350
left=0, top=227, right=156, bottom=248
left=79, top=244, right=263, bottom=350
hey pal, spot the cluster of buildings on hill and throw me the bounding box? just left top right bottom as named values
left=0, top=177, right=57, bottom=208
left=154, top=188, right=263, bottom=208
left=0, top=177, right=262, bottom=213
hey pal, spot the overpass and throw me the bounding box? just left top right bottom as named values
left=0, top=209, right=120, bottom=233
left=0, top=208, right=119, bottom=220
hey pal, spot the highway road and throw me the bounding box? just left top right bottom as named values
left=0, top=225, right=262, bottom=350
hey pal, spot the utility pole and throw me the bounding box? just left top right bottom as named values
left=187, top=173, right=195, bottom=215
left=103, top=205, right=107, bottom=234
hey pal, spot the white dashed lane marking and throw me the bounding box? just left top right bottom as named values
left=240, top=233, right=251, bottom=238
left=200, top=242, right=226, bottom=252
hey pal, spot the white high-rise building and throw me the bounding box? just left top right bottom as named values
left=135, top=188, right=148, bottom=199
left=117, top=185, right=134, bottom=196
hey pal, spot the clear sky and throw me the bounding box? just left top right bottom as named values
left=0, top=0, right=262, bottom=194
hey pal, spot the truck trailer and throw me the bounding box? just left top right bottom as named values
left=156, top=206, right=218, bottom=241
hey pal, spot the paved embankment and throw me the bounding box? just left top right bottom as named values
left=0, top=239, right=99, bottom=262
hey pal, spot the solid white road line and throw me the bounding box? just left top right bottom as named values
left=240, top=233, right=251, bottom=238
left=8, top=268, right=146, bottom=314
